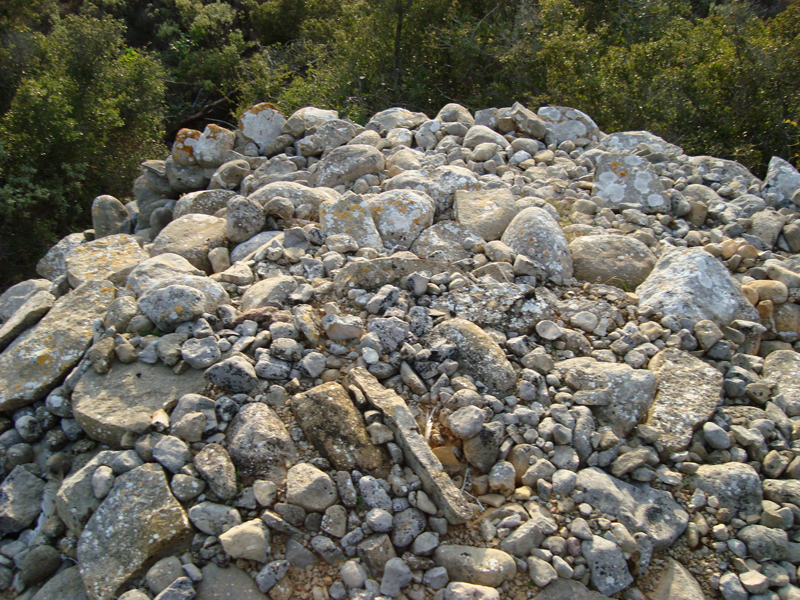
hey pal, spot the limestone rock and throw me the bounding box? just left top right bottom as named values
left=537, top=106, right=601, bottom=143
left=0, top=279, right=115, bottom=412
left=239, top=103, right=286, bottom=153
left=410, top=221, right=476, bottom=262
left=646, top=348, right=723, bottom=453
left=126, top=253, right=204, bottom=295
left=65, top=234, right=147, bottom=287
left=763, top=350, right=800, bottom=417
left=227, top=403, right=297, bottom=485
left=636, top=247, right=759, bottom=326
left=240, top=275, right=297, bottom=312
left=72, top=361, right=206, bottom=447
left=226, top=195, right=265, bottom=244
left=0, top=465, right=45, bottom=535
left=56, top=450, right=121, bottom=534
left=285, top=463, right=338, bottom=512
left=77, top=464, right=191, bottom=600
left=152, top=214, right=228, bottom=273
left=92, top=195, right=129, bottom=239
left=37, top=232, right=85, bottom=281
left=219, top=519, right=269, bottom=562
left=581, top=535, right=633, bottom=596
left=648, top=558, right=706, bottom=600
left=687, top=463, right=762, bottom=518
left=501, top=207, right=573, bottom=284
left=366, top=190, right=435, bottom=248
left=333, top=256, right=461, bottom=296
left=593, top=153, right=669, bottom=213
left=31, top=566, right=88, bottom=600
left=248, top=181, right=339, bottom=219
left=601, top=131, right=683, bottom=158
left=171, top=128, right=201, bottom=166
left=173, top=190, right=237, bottom=219
left=290, top=382, right=390, bottom=477
left=283, top=106, right=338, bottom=137
left=0, top=290, right=55, bottom=351
left=531, top=579, right=611, bottom=600
left=433, top=545, right=516, bottom=587
left=570, top=234, right=655, bottom=288
left=138, top=285, right=206, bottom=332
left=311, top=145, right=385, bottom=188
left=0, top=278, right=51, bottom=322
left=762, top=156, right=800, bottom=208
left=454, top=188, right=518, bottom=242
left=195, top=124, right=235, bottom=169
left=196, top=564, right=266, bottom=600
left=383, top=166, right=479, bottom=215
left=297, top=119, right=358, bottom=156
left=366, top=107, right=427, bottom=133
left=319, top=193, right=382, bottom=250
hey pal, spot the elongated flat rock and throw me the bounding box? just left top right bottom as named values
left=347, top=368, right=473, bottom=524
left=73, top=361, right=206, bottom=447
left=65, top=234, right=148, bottom=287
left=0, top=280, right=115, bottom=412
left=77, top=463, right=191, bottom=600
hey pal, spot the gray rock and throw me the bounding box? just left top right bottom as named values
left=410, top=221, right=475, bottom=263
left=463, top=422, right=504, bottom=473
left=384, top=166, right=479, bottom=215
left=92, top=195, right=129, bottom=239
left=153, top=577, right=195, bottom=600
left=181, top=337, right=221, bottom=369
left=738, top=525, right=789, bottom=561
left=687, top=463, right=762, bottom=516
left=646, top=348, right=722, bottom=452
left=576, top=467, right=688, bottom=550
left=0, top=290, right=55, bottom=351
left=537, top=106, right=601, bottom=143
left=381, top=557, right=412, bottom=597
left=239, top=276, right=297, bottom=312
left=20, top=544, right=62, bottom=585
left=188, top=501, right=241, bottom=535
left=648, top=558, right=706, bottom=600
left=312, top=145, right=385, bottom=188
left=581, top=535, right=633, bottom=596
left=447, top=406, right=485, bottom=440
left=366, top=190, right=435, bottom=248
left=37, top=232, right=85, bottom=281
left=152, top=214, right=227, bottom=273
left=392, top=507, right=426, bottom=548
left=570, top=235, right=655, bottom=288
left=73, top=361, right=205, bottom=447
left=204, top=355, right=258, bottom=394
left=0, top=278, right=51, bottom=322
left=286, top=463, right=338, bottom=512
left=593, top=152, right=669, bottom=213
left=226, top=195, right=265, bottom=244
left=255, top=560, right=290, bottom=593
left=146, top=556, right=185, bottom=594
left=64, top=234, right=148, bottom=287
left=227, top=403, right=297, bottom=485
left=433, top=545, right=516, bottom=587
left=320, top=192, right=382, bottom=250
left=290, top=382, right=390, bottom=477
left=499, top=518, right=546, bottom=557
left=77, top=464, right=191, bottom=600
left=0, top=465, right=45, bottom=535
left=501, top=207, right=573, bottom=284
left=139, top=285, right=205, bottom=332
left=196, top=563, right=266, bottom=600
left=219, top=519, right=269, bottom=562
left=173, top=189, right=237, bottom=219
left=636, top=247, right=758, bottom=326
left=194, top=443, right=237, bottom=500
left=454, top=188, right=518, bottom=241
left=763, top=350, right=800, bottom=417
left=0, top=279, right=115, bottom=412
left=762, top=156, right=800, bottom=208
left=248, top=181, right=339, bottom=219
left=30, top=566, right=88, bottom=600
left=153, top=435, right=192, bottom=473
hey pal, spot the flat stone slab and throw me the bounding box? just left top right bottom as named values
left=0, top=465, right=46, bottom=536
left=347, top=368, right=473, bottom=525
left=77, top=463, right=191, bottom=600
left=0, top=290, right=54, bottom=351
left=73, top=361, right=207, bottom=447
left=0, top=280, right=115, bottom=412
left=65, top=234, right=148, bottom=287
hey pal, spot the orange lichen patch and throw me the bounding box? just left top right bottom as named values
left=172, top=128, right=202, bottom=166
left=238, top=102, right=283, bottom=128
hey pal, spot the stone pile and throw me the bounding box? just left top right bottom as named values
left=1, top=100, right=800, bottom=600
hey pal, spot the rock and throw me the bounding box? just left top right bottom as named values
left=582, top=535, right=633, bottom=596
left=152, top=214, right=227, bottom=273
left=248, top=181, right=339, bottom=219
left=501, top=207, right=573, bottom=284
left=195, top=124, right=235, bottom=168
left=196, top=563, right=267, bottom=600
left=63, top=234, right=146, bottom=288
left=383, top=166, right=480, bottom=215
left=601, top=131, right=683, bottom=157
left=431, top=319, right=516, bottom=394
left=125, top=253, right=203, bottom=293
left=311, top=145, right=385, bottom=188
left=454, top=188, right=518, bottom=242
left=226, top=196, right=265, bottom=244
left=531, top=578, right=610, bottom=600
left=554, top=357, right=656, bottom=438
left=527, top=556, right=557, bottom=588
left=147, top=557, right=185, bottom=593
left=447, top=406, right=485, bottom=440
left=240, top=276, right=297, bottom=313
left=763, top=350, right=800, bottom=416
left=77, top=464, right=191, bottom=600
left=762, top=156, right=800, bottom=208
left=0, top=290, right=55, bottom=351
left=366, top=107, right=427, bottom=133
left=763, top=479, right=800, bottom=508
left=593, top=153, right=669, bottom=213
left=194, top=443, right=237, bottom=499
left=433, top=545, right=516, bottom=587
left=297, top=119, right=358, bottom=155
left=687, top=463, right=762, bottom=516
left=285, top=463, right=338, bottom=512
left=239, top=103, right=286, bottom=152
left=498, top=102, right=547, bottom=138
left=73, top=361, right=205, bottom=447
left=537, top=106, right=601, bottom=143
left=20, top=544, right=62, bottom=585
left=366, top=190, right=435, bottom=248
left=37, top=232, right=85, bottom=281
left=173, top=190, right=237, bottom=219
left=636, top=247, right=758, bottom=326
left=139, top=285, right=206, bottom=332
left=92, top=195, right=129, bottom=239
left=181, top=336, right=221, bottom=369
left=204, top=355, right=258, bottom=394
left=381, top=557, right=412, bottom=597
left=576, top=467, right=688, bottom=550
left=570, top=235, right=655, bottom=288
left=219, top=519, right=269, bottom=562
left=188, top=501, right=241, bottom=535
left=409, top=221, right=475, bottom=262
left=319, top=192, right=382, bottom=250
left=646, top=348, right=723, bottom=452
left=333, top=256, right=460, bottom=296
left=648, top=558, right=706, bottom=600
left=227, top=403, right=297, bottom=485
left=348, top=368, right=473, bottom=524
left=738, top=525, right=789, bottom=561
left=0, top=279, right=115, bottom=412
left=210, top=159, right=250, bottom=190
left=463, top=421, right=504, bottom=472
left=0, top=278, right=51, bottom=322
left=290, top=382, right=390, bottom=477
left=30, top=566, right=88, bottom=600
left=0, top=465, right=45, bottom=535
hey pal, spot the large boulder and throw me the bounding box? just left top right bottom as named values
left=593, top=152, right=669, bottom=213
left=366, top=107, right=427, bottom=133
left=537, top=106, right=601, bottom=143
left=366, top=190, right=435, bottom=249
left=454, top=188, right=518, bottom=242
left=384, top=166, right=479, bottom=215
left=195, top=124, right=235, bottom=169
left=636, top=247, right=758, bottom=326
left=151, top=214, right=228, bottom=273
left=0, top=280, right=115, bottom=412
left=91, top=195, right=129, bottom=239
left=64, top=234, right=147, bottom=287
left=570, top=234, right=655, bottom=288
left=320, top=193, right=383, bottom=250
left=501, top=207, right=573, bottom=284
left=311, top=145, right=385, bottom=188
left=239, top=103, right=286, bottom=152
left=227, top=403, right=297, bottom=485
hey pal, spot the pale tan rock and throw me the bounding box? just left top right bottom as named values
left=454, top=188, right=518, bottom=242
left=173, top=189, right=237, bottom=219
left=311, top=145, right=385, bottom=188
left=151, top=214, right=228, bottom=273
left=171, top=128, right=202, bottom=166
left=570, top=234, right=655, bottom=289
left=367, top=190, right=435, bottom=248
left=65, top=234, right=147, bottom=288
left=320, top=193, right=382, bottom=250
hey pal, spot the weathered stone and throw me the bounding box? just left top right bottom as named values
left=227, top=403, right=297, bottom=485
left=501, top=207, right=573, bottom=284
left=65, top=234, right=147, bottom=288
left=347, top=368, right=473, bottom=525
left=320, top=193, right=382, bottom=250
left=30, top=566, right=88, bottom=600
left=240, top=276, right=297, bottom=313
left=366, top=107, right=427, bottom=133
left=763, top=350, right=800, bottom=417
left=0, top=465, right=45, bottom=535
left=576, top=467, right=688, bottom=550
left=194, top=443, right=238, bottom=500
left=366, top=190, right=435, bottom=249
left=226, top=195, right=265, bottom=244
left=173, top=190, right=237, bottom=219
left=240, top=103, right=286, bottom=152
left=688, top=463, right=762, bottom=519
left=409, top=221, right=476, bottom=263
left=311, top=145, right=385, bottom=188
left=56, top=450, right=121, bottom=534
left=73, top=361, right=206, bottom=447
left=219, top=519, right=269, bottom=562
left=248, top=182, right=339, bottom=219
left=384, top=166, right=479, bottom=215
left=77, top=464, right=191, bottom=600
left=593, top=153, right=669, bottom=213
left=171, top=128, right=202, bottom=166
left=286, top=463, right=338, bottom=512
left=430, top=319, right=515, bottom=394
left=646, top=348, right=723, bottom=452
left=37, top=232, right=85, bottom=281
left=581, top=535, right=633, bottom=596
left=334, top=256, right=461, bottom=296
left=139, top=285, right=206, bottom=332
left=554, top=357, right=656, bottom=438
left=570, top=235, right=655, bottom=288
left=0, top=279, right=51, bottom=322
left=204, top=355, right=258, bottom=394
left=92, top=195, right=129, bottom=239
left=197, top=564, right=266, bottom=600
left=762, top=156, right=800, bottom=208
left=152, top=214, right=228, bottom=273
left=290, top=382, right=390, bottom=477
left=0, top=290, right=55, bottom=351
left=0, top=280, right=115, bottom=411
left=531, top=578, right=611, bottom=600
left=297, top=119, right=358, bottom=156
left=454, top=189, right=518, bottom=242
left=433, top=545, right=516, bottom=587
left=648, top=558, right=706, bottom=600
left=537, top=106, right=601, bottom=143
left=195, top=124, right=235, bottom=169
left=637, top=247, right=758, bottom=326
left=601, top=131, right=683, bottom=158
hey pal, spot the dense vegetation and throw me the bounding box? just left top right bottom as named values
left=0, top=0, right=799, bottom=288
